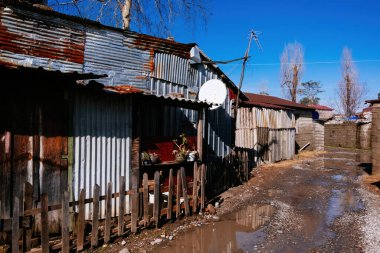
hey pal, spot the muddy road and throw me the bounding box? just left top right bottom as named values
left=151, top=148, right=380, bottom=253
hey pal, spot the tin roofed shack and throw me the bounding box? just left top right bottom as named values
left=0, top=1, right=247, bottom=239
left=235, top=93, right=317, bottom=170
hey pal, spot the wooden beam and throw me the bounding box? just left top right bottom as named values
left=153, top=171, right=160, bottom=228
left=143, top=173, right=149, bottom=227
left=12, top=196, right=20, bottom=253
left=23, top=182, right=33, bottom=252
left=192, top=163, right=198, bottom=213
left=197, top=109, right=204, bottom=162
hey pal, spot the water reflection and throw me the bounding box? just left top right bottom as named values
left=157, top=205, right=275, bottom=253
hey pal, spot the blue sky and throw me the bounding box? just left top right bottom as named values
left=169, top=0, right=380, bottom=109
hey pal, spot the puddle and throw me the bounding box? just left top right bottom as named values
left=157, top=204, right=275, bottom=253
left=327, top=189, right=364, bottom=224
left=332, top=174, right=345, bottom=182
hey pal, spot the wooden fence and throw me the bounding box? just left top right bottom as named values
left=10, top=165, right=206, bottom=253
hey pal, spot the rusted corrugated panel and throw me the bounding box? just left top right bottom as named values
left=0, top=6, right=84, bottom=72
left=84, top=29, right=151, bottom=88
left=124, top=32, right=192, bottom=59
left=72, top=90, right=132, bottom=219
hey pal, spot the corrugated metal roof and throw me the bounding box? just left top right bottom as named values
left=0, top=65, right=107, bottom=79
left=244, top=93, right=315, bottom=110
left=103, top=85, right=144, bottom=94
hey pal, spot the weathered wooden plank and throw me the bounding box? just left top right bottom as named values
left=143, top=173, right=149, bottom=226
left=12, top=196, right=20, bottom=253
left=41, top=194, right=49, bottom=253
left=104, top=182, right=112, bottom=244
left=176, top=171, right=181, bottom=218
left=192, top=163, right=198, bottom=213
left=61, top=191, right=70, bottom=253
left=153, top=171, right=160, bottom=228
left=76, top=189, right=85, bottom=251
left=118, top=176, right=125, bottom=236
left=180, top=167, right=190, bottom=216
left=23, top=182, right=33, bottom=252
left=91, top=185, right=100, bottom=247
left=167, top=169, right=173, bottom=219
left=201, top=164, right=205, bottom=210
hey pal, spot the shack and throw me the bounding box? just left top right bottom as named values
left=235, top=93, right=319, bottom=174
left=0, top=2, right=246, bottom=241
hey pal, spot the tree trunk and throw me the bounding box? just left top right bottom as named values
left=122, top=0, right=132, bottom=30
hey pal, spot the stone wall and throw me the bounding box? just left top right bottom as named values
left=325, top=122, right=371, bottom=149
left=372, top=106, right=380, bottom=175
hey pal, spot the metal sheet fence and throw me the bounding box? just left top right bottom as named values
left=236, top=107, right=296, bottom=166
left=72, top=90, right=132, bottom=219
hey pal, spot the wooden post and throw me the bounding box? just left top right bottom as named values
left=23, top=182, right=33, bottom=252
left=91, top=185, right=100, bottom=247
left=118, top=176, right=125, bottom=236
left=167, top=169, right=173, bottom=219
left=77, top=189, right=85, bottom=251
left=143, top=173, right=149, bottom=226
left=41, top=194, right=49, bottom=253
left=61, top=191, right=70, bottom=253
left=201, top=164, right=205, bottom=210
left=197, top=109, right=204, bottom=162
left=104, top=182, right=112, bottom=243
left=131, top=99, right=141, bottom=228
left=192, top=163, right=198, bottom=213
left=176, top=171, right=181, bottom=217
left=131, top=188, right=138, bottom=233
left=153, top=171, right=160, bottom=228
left=12, top=196, right=19, bottom=253
left=180, top=167, right=190, bottom=215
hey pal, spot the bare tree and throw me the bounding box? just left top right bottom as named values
left=337, top=47, right=366, bottom=116
left=49, top=0, right=208, bottom=36
left=280, top=42, right=304, bottom=102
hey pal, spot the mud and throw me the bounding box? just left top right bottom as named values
left=153, top=148, right=374, bottom=253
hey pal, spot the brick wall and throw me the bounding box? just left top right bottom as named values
left=325, top=122, right=371, bottom=149
left=372, top=106, right=380, bottom=175
left=325, top=122, right=358, bottom=148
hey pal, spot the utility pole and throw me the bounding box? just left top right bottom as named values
left=234, top=30, right=262, bottom=116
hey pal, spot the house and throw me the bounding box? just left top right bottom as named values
left=0, top=2, right=246, bottom=237
left=235, top=93, right=317, bottom=172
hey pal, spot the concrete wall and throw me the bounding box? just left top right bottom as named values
left=313, top=121, right=325, bottom=151
left=372, top=106, right=380, bottom=175
left=295, top=110, right=314, bottom=151
left=359, top=123, right=372, bottom=149
left=325, top=122, right=371, bottom=149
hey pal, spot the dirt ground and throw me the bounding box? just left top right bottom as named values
left=102, top=147, right=380, bottom=253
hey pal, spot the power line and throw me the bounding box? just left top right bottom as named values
left=225, top=59, right=380, bottom=66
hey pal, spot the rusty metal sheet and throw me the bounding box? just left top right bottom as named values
left=0, top=6, right=84, bottom=72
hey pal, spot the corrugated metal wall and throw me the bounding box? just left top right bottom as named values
left=236, top=107, right=296, bottom=165
left=72, top=90, right=132, bottom=219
